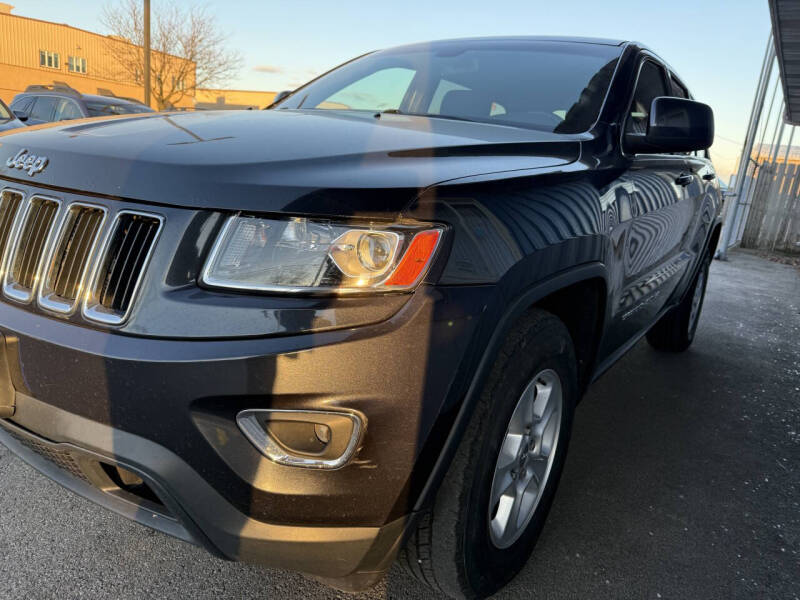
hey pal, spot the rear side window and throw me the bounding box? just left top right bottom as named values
left=85, top=101, right=152, bottom=116
left=29, top=96, right=60, bottom=122
left=54, top=99, right=83, bottom=121
left=626, top=60, right=668, bottom=135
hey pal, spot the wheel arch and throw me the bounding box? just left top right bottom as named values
left=412, top=262, right=609, bottom=515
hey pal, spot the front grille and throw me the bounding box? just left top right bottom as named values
left=0, top=186, right=163, bottom=325
left=6, top=196, right=60, bottom=300
left=6, top=428, right=91, bottom=484
left=85, top=212, right=162, bottom=323
left=39, top=204, right=105, bottom=312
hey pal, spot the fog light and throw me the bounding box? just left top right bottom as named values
left=236, top=409, right=364, bottom=470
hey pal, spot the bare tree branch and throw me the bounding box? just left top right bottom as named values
left=100, top=0, right=242, bottom=109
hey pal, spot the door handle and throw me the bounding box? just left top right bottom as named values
left=702, top=172, right=716, bottom=181
left=675, top=173, right=693, bottom=186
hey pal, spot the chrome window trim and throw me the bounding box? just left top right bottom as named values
left=0, top=187, right=27, bottom=283
left=37, top=202, right=108, bottom=316
left=81, top=209, right=164, bottom=326
left=2, top=194, right=63, bottom=305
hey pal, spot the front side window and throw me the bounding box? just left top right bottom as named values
left=625, top=60, right=668, bottom=135
left=29, top=96, right=60, bottom=122
left=275, top=40, right=622, bottom=134
left=670, top=76, right=689, bottom=99
left=0, top=101, right=11, bottom=121
left=10, top=96, right=33, bottom=114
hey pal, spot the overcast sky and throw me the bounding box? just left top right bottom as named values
left=14, top=0, right=773, bottom=182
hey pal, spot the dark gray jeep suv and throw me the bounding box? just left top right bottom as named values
left=0, top=37, right=720, bottom=599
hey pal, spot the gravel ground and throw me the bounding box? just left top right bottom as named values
left=1, top=249, right=798, bottom=600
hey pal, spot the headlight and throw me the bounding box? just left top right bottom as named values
left=200, top=215, right=443, bottom=294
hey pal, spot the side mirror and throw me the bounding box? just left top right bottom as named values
left=624, top=97, right=714, bottom=154
left=266, top=90, right=292, bottom=109
left=13, top=110, right=28, bottom=122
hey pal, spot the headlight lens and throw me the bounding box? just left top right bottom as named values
left=201, top=215, right=443, bottom=294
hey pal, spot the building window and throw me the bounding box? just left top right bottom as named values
left=39, top=50, right=60, bottom=69
left=68, top=56, right=87, bottom=74
left=172, top=76, right=186, bottom=91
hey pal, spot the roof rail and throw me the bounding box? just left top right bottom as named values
left=24, top=83, right=81, bottom=96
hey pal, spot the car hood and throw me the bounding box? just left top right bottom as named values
left=0, top=110, right=581, bottom=217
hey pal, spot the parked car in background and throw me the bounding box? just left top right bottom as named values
left=0, top=37, right=720, bottom=599
left=0, top=98, right=25, bottom=132
left=10, top=85, right=154, bottom=125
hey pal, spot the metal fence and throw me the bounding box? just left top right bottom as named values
left=719, top=34, right=800, bottom=257
left=740, top=157, right=800, bottom=252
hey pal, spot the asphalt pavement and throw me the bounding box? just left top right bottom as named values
left=1, top=249, right=798, bottom=599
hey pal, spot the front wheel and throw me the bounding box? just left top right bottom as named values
left=400, top=310, right=577, bottom=599
left=646, top=252, right=711, bottom=352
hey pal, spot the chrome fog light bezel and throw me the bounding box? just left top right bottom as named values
left=236, top=408, right=365, bottom=470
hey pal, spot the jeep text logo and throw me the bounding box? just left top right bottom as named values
left=5, top=149, right=49, bottom=176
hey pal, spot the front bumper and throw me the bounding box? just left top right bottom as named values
left=0, top=284, right=492, bottom=582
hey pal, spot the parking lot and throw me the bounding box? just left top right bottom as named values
left=0, top=249, right=798, bottom=600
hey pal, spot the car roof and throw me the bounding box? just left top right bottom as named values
left=80, top=94, right=143, bottom=106
left=388, top=35, right=628, bottom=51
left=15, top=90, right=145, bottom=106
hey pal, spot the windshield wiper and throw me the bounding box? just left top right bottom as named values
left=374, top=109, right=477, bottom=123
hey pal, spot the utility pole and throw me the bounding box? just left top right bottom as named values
left=143, top=0, right=151, bottom=107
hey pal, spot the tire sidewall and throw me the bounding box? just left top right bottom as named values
left=686, top=254, right=711, bottom=341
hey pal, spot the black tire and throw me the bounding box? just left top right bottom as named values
left=646, top=252, right=711, bottom=352
left=400, top=309, right=577, bottom=599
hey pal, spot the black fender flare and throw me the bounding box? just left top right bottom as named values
left=412, top=261, right=609, bottom=514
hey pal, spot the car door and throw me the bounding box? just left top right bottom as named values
left=604, top=58, right=696, bottom=352
left=670, top=72, right=721, bottom=283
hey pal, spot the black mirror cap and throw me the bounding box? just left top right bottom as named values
left=12, top=110, right=28, bottom=122
left=625, top=96, right=714, bottom=154
left=265, top=90, right=293, bottom=110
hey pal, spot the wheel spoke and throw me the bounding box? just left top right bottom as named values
left=516, top=474, right=540, bottom=526
left=497, top=433, right=523, bottom=469
left=490, top=478, right=517, bottom=542
left=528, top=456, right=548, bottom=483
left=490, top=462, right=515, bottom=509
left=533, top=392, right=557, bottom=440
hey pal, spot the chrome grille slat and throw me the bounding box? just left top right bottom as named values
left=119, top=220, right=156, bottom=309
left=83, top=211, right=163, bottom=325
left=39, top=204, right=106, bottom=313
left=18, top=201, right=57, bottom=287
left=0, top=191, right=23, bottom=262
left=3, top=196, right=61, bottom=303
left=57, top=210, right=93, bottom=296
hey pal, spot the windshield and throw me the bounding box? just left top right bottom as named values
left=0, top=100, right=11, bottom=122
left=86, top=101, right=154, bottom=117
left=274, top=40, right=621, bottom=133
